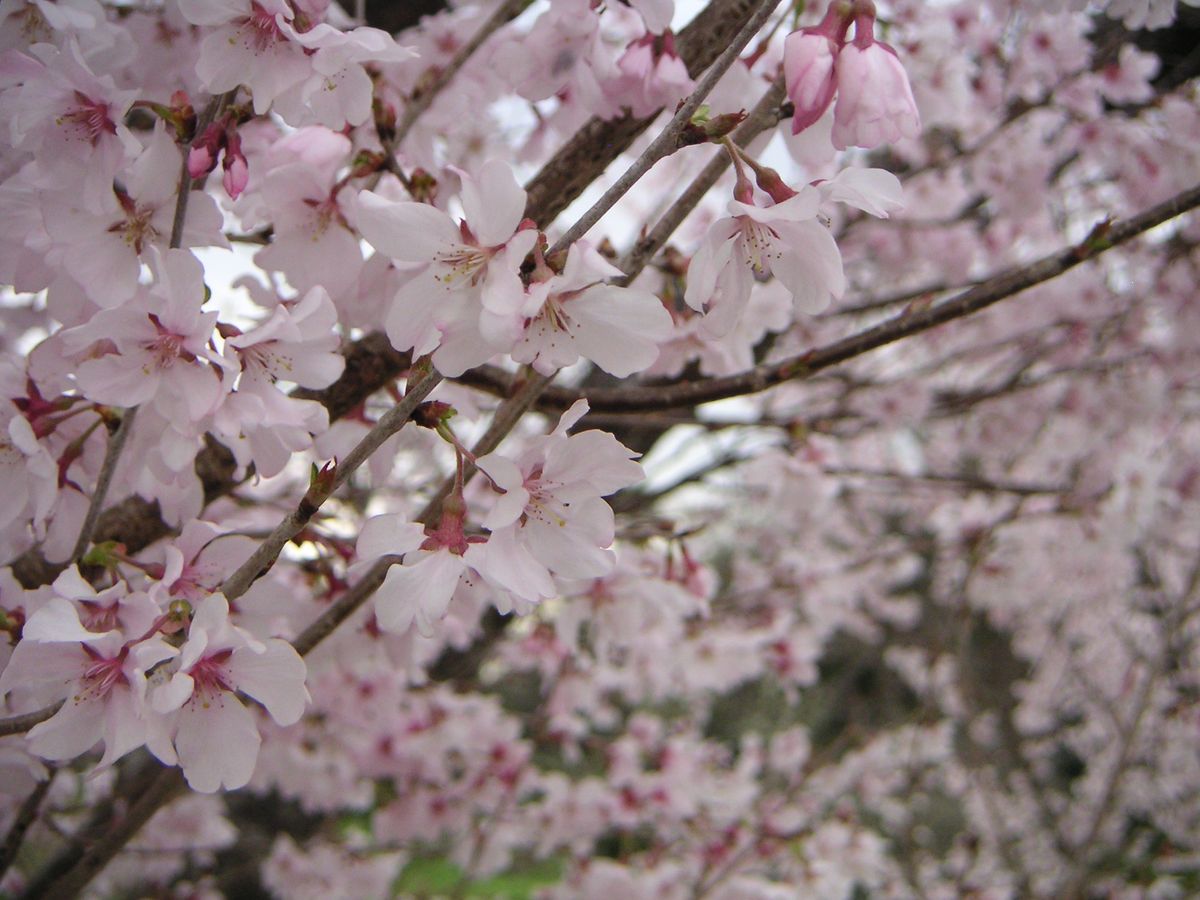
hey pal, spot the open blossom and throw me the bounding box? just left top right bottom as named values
left=0, top=39, right=140, bottom=208
left=148, top=593, right=308, bottom=793
left=476, top=400, right=644, bottom=598
left=40, top=127, right=228, bottom=308
left=685, top=186, right=845, bottom=334
left=177, top=0, right=314, bottom=115
left=61, top=249, right=230, bottom=422
left=500, top=243, right=674, bottom=378
left=491, top=0, right=617, bottom=116
left=0, top=588, right=175, bottom=770
left=253, top=130, right=362, bottom=298
left=686, top=166, right=903, bottom=333
left=356, top=159, right=538, bottom=376
left=357, top=510, right=487, bottom=637
left=272, top=21, right=418, bottom=129
left=223, top=285, right=345, bottom=390
left=607, top=31, right=693, bottom=118
left=0, top=399, right=58, bottom=539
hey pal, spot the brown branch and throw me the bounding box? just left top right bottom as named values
left=457, top=183, right=1200, bottom=413
left=0, top=702, right=63, bottom=739
left=218, top=368, right=443, bottom=601
left=522, top=0, right=767, bottom=225
left=0, top=767, right=54, bottom=882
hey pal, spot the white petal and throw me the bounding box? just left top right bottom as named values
left=374, top=551, right=463, bottom=636
left=23, top=597, right=110, bottom=642
left=175, top=694, right=261, bottom=793
left=226, top=640, right=308, bottom=726
left=460, top=159, right=526, bottom=247
left=355, top=192, right=459, bottom=263
left=357, top=514, right=426, bottom=561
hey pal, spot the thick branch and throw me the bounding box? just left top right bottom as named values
left=458, top=183, right=1200, bottom=412
left=523, top=0, right=766, bottom=225
left=547, top=0, right=782, bottom=254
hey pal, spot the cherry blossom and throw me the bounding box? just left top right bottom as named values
left=356, top=158, right=538, bottom=375
left=61, top=249, right=229, bottom=422
left=148, top=593, right=308, bottom=792
left=41, top=128, right=227, bottom=308
left=177, top=0, right=315, bottom=115
left=476, top=400, right=643, bottom=592
left=504, top=242, right=674, bottom=377
left=0, top=592, right=174, bottom=769
left=685, top=185, right=845, bottom=332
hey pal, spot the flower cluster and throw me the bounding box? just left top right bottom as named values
left=0, top=565, right=307, bottom=792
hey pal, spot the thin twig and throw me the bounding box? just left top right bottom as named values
left=69, top=407, right=138, bottom=563
left=547, top=0, right=783, bottom=256
left=615, top=76, right=787, bottom=285
left=219, top=368, right=443, bottom=601
left=0, top=702, right=62, bottom=739
left=417, top=368, right=555, bottom=525
left=0, top=767, right=54, bottom=882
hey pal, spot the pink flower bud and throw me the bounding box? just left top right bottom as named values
left=187, top=121, right=225, bottom=178
left=222, top=155, right=249, bottom=199
left=221, top=129, right=249, bottom=199
left=187, top=144, right=215, bottom=179
left=784, top=30, right=840, bottom=135
left=831, top=38, right=921, bottom=150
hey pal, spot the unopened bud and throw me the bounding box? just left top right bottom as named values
left=680, top=108, right=747, bottom=146
left=408, top=168, right=438, bottom=203
left=412, top=401, right=456, bottom=430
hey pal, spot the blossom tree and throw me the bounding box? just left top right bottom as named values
left=1, top=0, right=1199, bottom=897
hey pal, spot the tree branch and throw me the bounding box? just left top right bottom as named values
left=219, top=368, right=443, bottom=601
left=547, top=0, right=783, bottom=255
left=458, top=183, right=1200, bottom=413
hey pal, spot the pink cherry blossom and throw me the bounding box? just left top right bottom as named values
left=1, top=595, right=175, bottom=769
left=148, top=593, right=308, bottom=792
left=607, top=31, right=693, bottom=118
left=177, top=0, right=313, bottom=115
left=685, top=186, right=845, bottom=333
left=253, top=132, right=362, bottom=298
left=62, top=249, right=229, bottom=422
left=476, top=400, right=643, bottom=591
left=0, top=39, right=139, bottom=208
left=502, top=243, right=674, bottom=377
left=41, top=128, right=228, bottom=308
left=356, top=158, right=537, bottom=376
